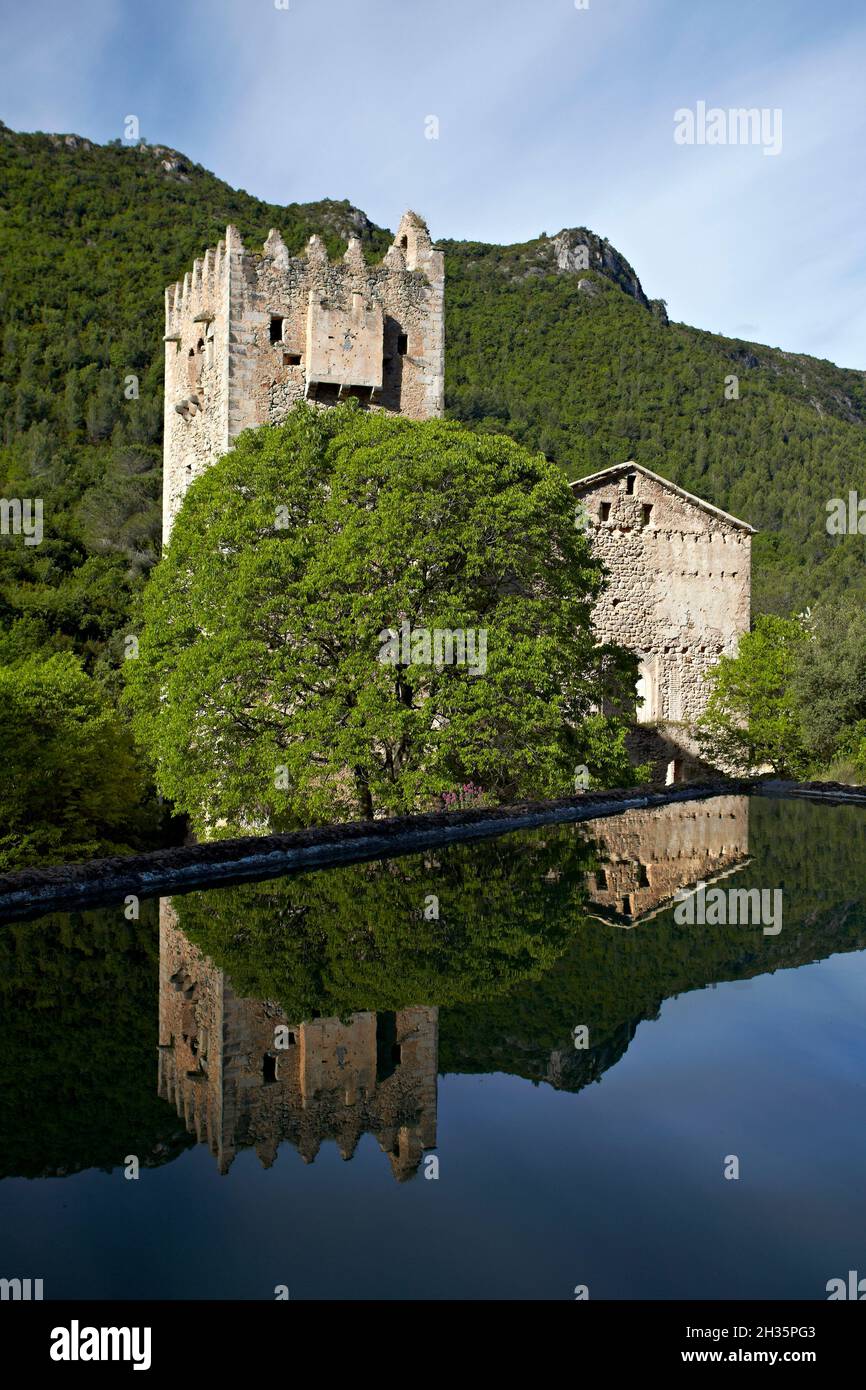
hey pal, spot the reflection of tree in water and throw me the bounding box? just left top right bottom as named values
left=162, top=832, right=600, bottom=1180
left=175, top=796, right=866, bottom=1103
left=442, top=798, right=866, bottom=1091
left=0, top=900, right=193, bottom=1179
left=4, top=796, right=866, bottom=1181
left=172, top=827, right=597, bottom=1020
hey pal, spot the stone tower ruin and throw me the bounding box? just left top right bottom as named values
left=162, top=211, right=445, bottom=539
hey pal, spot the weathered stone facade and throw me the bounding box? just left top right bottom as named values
left=157, top=902, right=438, bottom=1181
left=571, top=462, right=754, bottom=725
left=162, top=211, right=444, bottom=539
left=584, top=794, right=750, bottom=925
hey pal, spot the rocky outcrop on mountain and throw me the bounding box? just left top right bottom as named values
left=549, top=227, right=650, bottom=309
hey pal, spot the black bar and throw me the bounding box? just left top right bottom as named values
left=2, top=1297, right=859, bottom=1374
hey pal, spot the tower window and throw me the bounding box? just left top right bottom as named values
left=262, top=1053, right=278, bottom=1084
left=641, top=504, right=653, bottom=528
left=376, top=1011, right=399, bottom=1083
left=283, top=353, right=301, bottom=366
left=269, top=316, right=285, bottom=344
left=626, top=473, right=636, bottom=495
left=399, top=235, right=408, bottom=250
left=600, top=501, right=611, bottom=522
left=397, top=333, right=408, bottom=355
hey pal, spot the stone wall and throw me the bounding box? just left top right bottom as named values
left=162, top=211, right=444, bottom=540
left=571, top=463, right=753, bottom=724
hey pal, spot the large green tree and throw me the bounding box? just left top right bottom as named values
left=790, top=597, right=866, bottom=767
left=0, top=653, right=156, bottom=869
left=126, top=404, right=639, bottom=832
left=697, top=615, right=808, bottom=777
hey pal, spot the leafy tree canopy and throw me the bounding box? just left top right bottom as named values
left=790, top=597, right=866, bottom=766
left=126, top=404, right=640, bottom=832
left=698, top=615, right=809, bottom=777
left=0, top=652, right=157, bottom=869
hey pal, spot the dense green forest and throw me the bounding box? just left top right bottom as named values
left=2, top=120, right=864, bottom=673
left=2, top=121, right=865, bottom=864
left=444, top=234, right=866, bottom=616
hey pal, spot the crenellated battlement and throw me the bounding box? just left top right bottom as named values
left=166, top=211, right=440, bottom=328
left=162, top=210, right=445, bottom=540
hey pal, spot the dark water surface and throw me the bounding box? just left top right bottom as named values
left=1, top=794, right=864, bottom=1300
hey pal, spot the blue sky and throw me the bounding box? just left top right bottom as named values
left=2, top=0, right=865, bottom=368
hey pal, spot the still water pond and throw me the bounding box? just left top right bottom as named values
left=1, top=794, right=865, bottom=1300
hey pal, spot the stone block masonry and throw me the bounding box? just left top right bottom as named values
left=571, top=462, right=754, bottom=726
left=162, top=211, right=444, bottom=540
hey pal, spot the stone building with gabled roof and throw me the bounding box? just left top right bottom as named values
left=571, top=461, right=755, bottom=728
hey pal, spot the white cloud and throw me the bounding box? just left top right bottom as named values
left=1, top=0, right=863, bottom=366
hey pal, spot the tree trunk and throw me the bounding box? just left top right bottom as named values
left=354, top=770, right=374, bottom=821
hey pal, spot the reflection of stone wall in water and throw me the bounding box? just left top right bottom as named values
left=157, top=902, right=437, bottom=1181
left=585, top=795, right=750, bottom=924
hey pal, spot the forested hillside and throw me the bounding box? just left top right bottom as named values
left=0, top=122, right=388, bottom=677
left=2, top=121, right=865, bottom=863
left=444, top=235, right=866, bottom=615
left=2, top=121, right=865, bottom=671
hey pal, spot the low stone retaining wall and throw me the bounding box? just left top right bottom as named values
left=0, top=781, right=752, bottom=923
left=755, top=779, right=866, bottom=806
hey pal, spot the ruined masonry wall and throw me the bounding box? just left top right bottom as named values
left=163, top=211, right=445, bottom=540
left=572, top=468, right=752, bottom=724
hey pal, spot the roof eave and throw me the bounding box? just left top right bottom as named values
left=570, top=461, right=756, bottom=534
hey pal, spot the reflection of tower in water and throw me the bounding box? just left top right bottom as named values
left=584, top=795, right=751, bottom=925
left=157, top=902, right=437, bottom=1181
